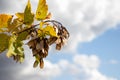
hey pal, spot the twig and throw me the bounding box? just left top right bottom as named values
left=44, top=20, right=63, bottom=27
left=17, top=24, right=39, bottom=34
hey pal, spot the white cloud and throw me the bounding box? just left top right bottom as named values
left=0, top=48, right=117, bottom=80
left=46, top=0, right=120, bottom=52
left=19, top=48, right=61, bottom=80
left=58, top=54, right=117, bottom=80
left=18, top=53, right=117, bottom=80
left=0, top=0, right=27, bottom=13
left=73, top=54, right=100, bottom=69
left=21, top=60, right=61, bottom=78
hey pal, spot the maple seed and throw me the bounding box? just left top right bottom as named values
left=33, top=60, right=39, bottom=68
left=40, top=58, right=44, bottom=69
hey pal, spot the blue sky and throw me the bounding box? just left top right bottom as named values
left=78, top=28, right=120, bottom=79
left=0, top=0, right=120, bottom=80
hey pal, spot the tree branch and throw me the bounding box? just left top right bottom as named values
left=17, top=24, right=39, bottom=34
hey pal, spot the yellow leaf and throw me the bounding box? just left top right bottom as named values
left=6, top=35, right=17, bottom=57
left=38, top=23, right=58, bottom=37
left=15, top=13, right=24, bottom=20
left=44, top=26, right=58, bottom=37
left=0, top=14, right=13, bottom=28
left=24, top=0, right=34, bottom=25
left=6, top=35, right=24, bottom=62
left=35, top=0, right=48, bottom=20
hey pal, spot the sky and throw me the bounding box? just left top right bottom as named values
left=0, top=0, right=120, bottom=80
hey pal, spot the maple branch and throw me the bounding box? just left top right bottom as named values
left=44, top=20, right=63, bottom=27
left=17, top=20, right=63, bottom=34
left=17, top=24, right=39, bottom=34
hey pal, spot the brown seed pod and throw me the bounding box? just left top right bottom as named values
left=32, top=49, right=38, bottom=56
left=56, top=43, right=62, bottom=50
left=47, top=37, right=57, bottom=45
left=40, top=58, right=44, bottom=69
left=36, top=40, right=44, bottom=51
left=33, top=60, right=39, bottom=68
left=27, top=39, right=36, bottom=49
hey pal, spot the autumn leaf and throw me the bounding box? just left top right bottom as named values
left=0, top=33, right=10, bottom=53
left=24, top=0, right=34, bottom=25
left=44, top=26, right=58, bottom=37
left=6, top=35, right=17, bottom=57
left=37, top=26, right=58, bottom=37
left=6, top=35, right=24, bottom=63
left=17, top=31, right=29, bottom=41
left=38, top=22, right=58, bottom=37
left=35, top=0, right=48, bottom=20
left=8, top=18, right=22, bottom=32
left=0, top=14, right=13, bottom=29
left=15, top=13, right=24, bottom=20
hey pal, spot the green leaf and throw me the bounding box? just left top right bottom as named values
left=6, top=35, right=24, bottom=63
left=17, top=30, right=30, bottom=41
left=35, top=0, right=48, bottom=20
left=0, top=33, right=10, bottom=53
left=24, top=0, right=34, bottom=25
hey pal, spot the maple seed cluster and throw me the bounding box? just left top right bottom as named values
left=0, top=0, right=70, bottom=69
left=27, top=20, right=69, bottom=68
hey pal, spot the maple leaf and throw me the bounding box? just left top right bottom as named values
left=35, top=0, right=48, bottom=20
left=0, top=14, right=13, bottom=29
left=38, top=22, right=58, bottom=37
left=6, top=35, right=24, bottom=63
left=0, top=33, right=10, bottom=53
left=15, top=13, right=24, bottom=20
left=24, top=0, right=34, bottom=25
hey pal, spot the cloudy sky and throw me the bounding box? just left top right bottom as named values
left=0, top=0, right=120, bottom=80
